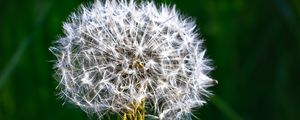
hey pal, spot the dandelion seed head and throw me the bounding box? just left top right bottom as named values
left=50, top=0, right=215, bottom=119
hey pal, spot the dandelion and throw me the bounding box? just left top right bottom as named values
left=50, top=0, right=215, bottom=120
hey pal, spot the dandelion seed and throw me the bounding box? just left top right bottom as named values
left=50, top=0, right=215, bottom=120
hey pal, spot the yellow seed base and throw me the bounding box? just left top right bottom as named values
left=123, top=98, right=145, bottom=120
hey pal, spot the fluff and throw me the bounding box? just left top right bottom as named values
left=50, top=0, right=215, bottom=119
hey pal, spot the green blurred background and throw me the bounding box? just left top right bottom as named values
left=0, top=0, right=299, bottom=120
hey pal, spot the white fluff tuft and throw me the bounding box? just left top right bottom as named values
left=50, top=0, right=215, bottom=119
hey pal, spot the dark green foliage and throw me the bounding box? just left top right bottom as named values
left=0, top=0, right=299, bottom=120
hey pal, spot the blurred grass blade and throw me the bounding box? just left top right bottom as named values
left=0, top=38, right=30, bottom=88
left=0, top=1, right=51, bottom=89
left=211, top=95, right=243, bottom=120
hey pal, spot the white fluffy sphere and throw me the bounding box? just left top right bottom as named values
left=50, top=0, right=215, bottom=119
